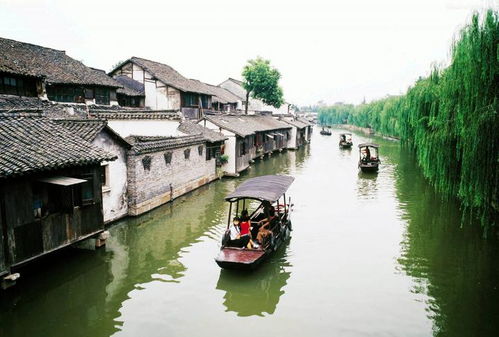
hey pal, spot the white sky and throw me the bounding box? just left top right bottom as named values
left=0, top=0, right=496, bottom=105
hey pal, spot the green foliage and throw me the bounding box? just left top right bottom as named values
left=242, top=57, right=284, bottom=109
left=319, top=10, right=498, bottom=231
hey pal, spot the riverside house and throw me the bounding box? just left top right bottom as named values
left=281, top=118, right=309, bottom=149
left=0, top=37, right=121, bottom=107
left=56, top=119, right=131, bottom=223
left=89, top=110, right=182, bottom=138
left=0, top=113, right=115, bottom=283
left=109, top=57, right=213, bottom=118
left=219, top=78, right=292, bottom=115
left=197, top=115, right=291, bottom=176
left=125, top=134, right=218, bottom=216
left=177, top=121, right=228, bottom=167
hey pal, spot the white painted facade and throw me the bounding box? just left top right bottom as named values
left=107, top=120, right=181, bottom=138
left=197, top=119, right=245, bottom=176
left=92, top=131, right=129, bottom=223
left=112, top=62, right=181, bottom=110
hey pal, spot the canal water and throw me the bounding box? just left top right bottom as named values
left=1, top=128, right=498, bottom=337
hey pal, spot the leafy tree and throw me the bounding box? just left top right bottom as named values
left=242, top=57, right=284, bottom=114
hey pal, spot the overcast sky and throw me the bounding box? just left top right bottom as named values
left=1, top=0, right=496, bottom=105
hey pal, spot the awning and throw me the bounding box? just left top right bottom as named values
left=225, top=175, right=295, bottom=202
left=38, top=176, right=87, bottom=186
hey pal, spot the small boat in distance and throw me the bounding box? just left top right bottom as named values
left=320, top=127, right=332, bottom=136
left=339, top=133, right=353, bottom=148
left=358, top=143, right=380, bottom=172
left=215, top=175, right=294, bottom=270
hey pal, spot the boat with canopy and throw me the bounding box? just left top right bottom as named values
left=215, top=175, right=294, bottom=270
left=339, top=132, right=353, bottom=148
left=358, top=143, right=380, bottom=172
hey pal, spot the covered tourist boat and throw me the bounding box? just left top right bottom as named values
left=358, top=143, right=380, bottom=172
left=320, top=127, right=332, bottom=136
left=339, top=133, right=353, bottom=148
left=215, top=175, right=294, bottom=270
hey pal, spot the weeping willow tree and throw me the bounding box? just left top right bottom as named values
left=319, top=10, right=498, bottom=232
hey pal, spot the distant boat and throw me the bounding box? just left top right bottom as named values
left=339, top=133, right=353, bottom=148
left=215, top=175, right=294, bottom=270
left=320, top=127, right=332, bottom=136
left=358, top=143, right=380, bottom=172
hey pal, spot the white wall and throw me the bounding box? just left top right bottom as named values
left=198, top=119, right=239, bottom=176
left=108, top=120, right=181, bottom=138
left=92, top=131, right=128, bottom=223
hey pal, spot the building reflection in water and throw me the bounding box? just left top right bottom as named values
left=216, top=242, right=292, bottom=317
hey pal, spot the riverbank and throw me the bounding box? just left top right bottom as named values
left=319, top=10, right=499, bottom=230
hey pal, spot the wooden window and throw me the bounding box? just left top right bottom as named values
left=200, top=95, right=210, bottom=109
left=142, top=156, right=152, bottom=170
left=80, top=173, right=95, bottom=206
left=182, top=93, right=198, bottom=107
left=0, top=73, right=37, bottom=97
left=198, top=145, right=203, bottom=156
left=47, top=85, right=85, bottom=103
left=164, top=152, right=172, bottom=165
left=95, top=87, right=110, bottom=105
left=85, top=88, right=94, bottom=99
left=184, top=148, right=191, bottom=159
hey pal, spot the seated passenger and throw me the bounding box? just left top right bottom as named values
left=255, top=207, right=276, bottom=244
left=227, top=217, right=250, bottom=248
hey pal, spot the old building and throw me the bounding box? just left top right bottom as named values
left=125, top=134, right=218, bottom=216
left=0, top=113, right=115, bottom=280
left=190, top=80, right=242, bottom=112
left=219, top=78, right=291, bottom=115
left=0, top=37, right=121, bottom=106
left=281, top=118, right=309, bottom=149
left=177, top=121, right=227, bottom=167
left=109, top=57, right=213, bottom=118
left=114, top=75, right=145, bottom=108
left=90, top=110, right=182, bottom=138
left=197, top=115, right=291, bottom=176
left=56, top=119, right=131, bottom=223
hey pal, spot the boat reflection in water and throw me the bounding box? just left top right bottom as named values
left=216, top=241, right=291, bottom=317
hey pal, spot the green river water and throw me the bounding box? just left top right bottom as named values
left=1, top=127, right=498, bottom=337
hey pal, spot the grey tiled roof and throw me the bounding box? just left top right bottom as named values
left=0, top=37, right=121, bottom=88
left=205, top=115, right=291, bottom=137
left=113, top=57, right=212, bottom=95
left=189, top=80, right=241, bottom=104
left=127, top=134, right=205, bottom=155
left=0, top=113, right=116, bottom=178
left=178, top=121, right=227, bottom=143
left=55, top=119, right=107, bottom=141
left=55, top=119, right=132, bottom=148
left=282, top=119, right=308, bottom=129
left=0, top=94, right=48, bottom=112
left=89, top=110, right=181, bottom=120
left=114, top=75, right=145, bottom=97
left=296, top=117, right=313, bottom=126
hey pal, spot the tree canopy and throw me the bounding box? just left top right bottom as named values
left=242, top=57, right=284, bottom=113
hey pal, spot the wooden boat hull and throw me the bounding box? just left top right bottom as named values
left=216, top=224, right=291, bottom=270
left=215, top=248, right=267, bottom=270
left=359, top=162, right=379, bottom=173
left=339, top=142, right=353, bottom=148
left=320, top=131, right=332, bottom=136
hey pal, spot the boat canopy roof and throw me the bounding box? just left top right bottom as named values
left=358, top=143, right=379, bottom=148
left=225, top=175, right=295, bottom=202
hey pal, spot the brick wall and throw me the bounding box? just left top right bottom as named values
left=127, top=142, right=218, bottom=215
